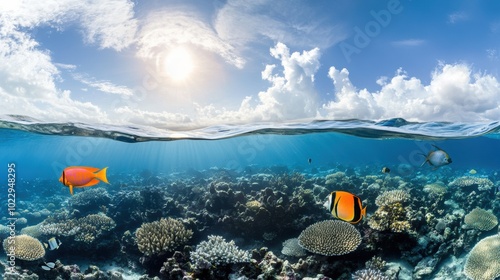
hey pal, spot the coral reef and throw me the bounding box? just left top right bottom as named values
left=281, top=238, right=306, bottom=257
left=352, top=268, right=390, bottom=280
left=190, top=235, right=250, bottom=269
left=464, top=207, right=498, bottom=231
left=298, top=220, right=361, bottom=256
left=70, top=187, right=111, bottom=215
left=368, top=201, right=411, bottom=233
left=448, top=176, right=494, bottom=190
left=2, top=234, right=45, bottom=261
left=136, top=218, right=192, bottom=256
left=464, top=234, right=500, bottom=280
left=20, top=223, right=42, bottom=238
left=40, top=213, right=116, bottom=244
left=375, top=189, right=410, bottom=207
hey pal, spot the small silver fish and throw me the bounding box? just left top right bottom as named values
left=41, top=262, right=56, bottom=271
left=420, top=145, right=452, bottom=168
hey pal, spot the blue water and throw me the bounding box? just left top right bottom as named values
left=1, top=116, right=499, bottom=279
left=2, top=120, right=500, bottom=181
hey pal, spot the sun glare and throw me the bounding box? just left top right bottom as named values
left=163, top=48, right=194, bottom=81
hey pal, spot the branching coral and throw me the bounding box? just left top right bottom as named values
left=2, top=234, right=45, bottom=261
left=464, top=207, right=498, bottom=231
left=368, top=202, right=411, bottom=233
left=352, top=268, right=390, bottom=280
left=136, top=218, right=192, bottom=256
left=190, top=235, right=250, bottom=269
left=298, top=220, right=361, bottom=256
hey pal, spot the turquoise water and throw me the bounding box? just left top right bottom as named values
left=0, top=117, right=499, bottom=279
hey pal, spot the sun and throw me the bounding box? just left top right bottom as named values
left=163, top=47, right=194, bottom=81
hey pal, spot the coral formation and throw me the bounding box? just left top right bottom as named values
left=70, top=187, right=111, bottom=214
left=464, top=234, right=500, bottom=280
left=448, top=176, right=494, bottom=190
left=422, top=181, right=447, bottom=196
left=190, top=235, right=250, bottom=269
left=298, top=220, right=361, bottom=256
left=20, top=223, right=42, bottom=238
left=2, top=234, right=45, bottom=261
left=352, top=268, right=390, bottom=280
left=368, top=201, right=411, bottom=233
left=40, top=213, right=116, bottom=243
left=281, top=238, right=306, bottom=257
left=136, top=218, right=192, bottom=256
left=375, top=189, right=410, bottom=207
left=464, top=207, right=498, bottom=231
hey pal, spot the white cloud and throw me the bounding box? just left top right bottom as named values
left=73, top=74, right=133, bottom=96
left=136, top=10, right=245, bottom=68
left=214, top=0, right=346, bottom=51
left=196, top=42, right=321, bottom=124
left=113, top=106, right=192, bottom=128
left=323, top=63, right=500, bottom=122
left=392, top=39, right=425, bottom=47
left=0, top=0, right=136, bottom=124
left=0, top=0, right=137, bottom=51
left=448, top=12, right=468, bottom=24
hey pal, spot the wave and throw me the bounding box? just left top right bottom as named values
left=0, top=115, right=499, bottom=143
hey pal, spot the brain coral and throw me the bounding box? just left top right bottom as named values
left=464, top=234, right=500, bottom=280
left=136, top=218, right=192, bottom=256
left=464, top=208, right=498, bottom=231
left=298, top=220, right=361, bottom=256
left=2, top=234, right=45, bottom=261
left=448, top=176, right=494, bottom=190
left=281, top=238, right=306, bottom=257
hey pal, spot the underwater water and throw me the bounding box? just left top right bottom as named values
left=0, top=116, right=499, bottom=280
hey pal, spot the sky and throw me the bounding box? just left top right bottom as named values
left=1, top=0, right=500, bottom=129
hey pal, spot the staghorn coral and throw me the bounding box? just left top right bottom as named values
left=298, top=220, right=361, bottom=256
left=281, top=238, right=306, bottom=257
left=2, top=234, right=45, bottom=261
left=352, top=268, right=390, bottom=280
left=190, top=235, right=250, bottom=269
left=368, top=202, right=411, bottom=233
left=136, top=218, right=192, bottom=256
left=464, top=234, right=500, bottom=280
left=464, top=207, right=498, bottom=231
left=448, top=176, right=494, bottom=190
left=375, top=189, right=410, bottom=207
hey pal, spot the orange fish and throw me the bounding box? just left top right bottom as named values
left=59, top=166, right=109, bottom=195
left=323, top=191, right=366, bottom=224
